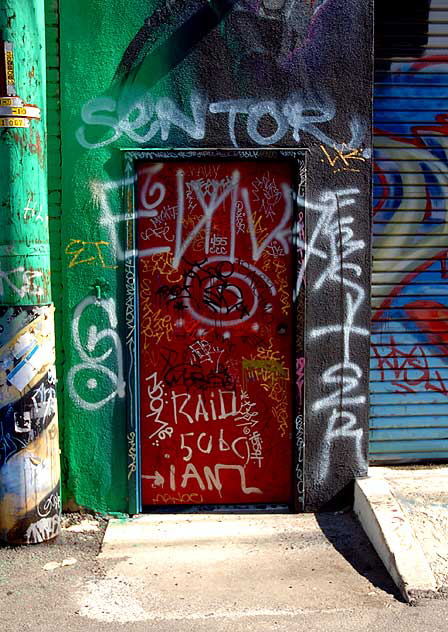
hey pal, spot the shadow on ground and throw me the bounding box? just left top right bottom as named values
left=316, top=510, right=402, bottom=601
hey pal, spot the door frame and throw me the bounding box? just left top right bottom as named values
left=122, top=148, right=307, bottom=514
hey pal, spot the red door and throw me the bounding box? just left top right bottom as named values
left=137, top=160, right=294, bottom=505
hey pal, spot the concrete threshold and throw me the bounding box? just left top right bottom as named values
left=354, top=468, right=438, bottom=603
left=99, top=512, right=319, bottom=559
left=91, top=511, right=397, bottom=625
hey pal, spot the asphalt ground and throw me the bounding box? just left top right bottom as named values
left=1, top=510, right=447, bottom=632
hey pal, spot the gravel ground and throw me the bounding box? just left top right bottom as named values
left=0, top=512, right=107, bottom=576
left=0, top=511, right=108, bottom=630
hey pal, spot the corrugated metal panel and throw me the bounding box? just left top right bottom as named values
left=370, top=0, right=448, bottom=463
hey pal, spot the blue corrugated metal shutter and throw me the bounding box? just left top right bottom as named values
left=370, top=1, right=448, bottom=462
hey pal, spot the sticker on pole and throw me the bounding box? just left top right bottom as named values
left=0, top=117, right=30, bottom=128
left=0, top=105, right=40, bottom=119
left=0, top=97, right=23, bottom=107
left=0, top=42, right=40, bottom=124
left=4, top=42, right=16, bottom=96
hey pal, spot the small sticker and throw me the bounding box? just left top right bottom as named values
left=0, top=117, right=29, bottom=128
left=0, top=97, right=24, bottom=107
left=5, top=50, right=15, bottom=85
left=12, top=332, right=36, bottom=359
left=0, top=106, right=40, bottom=119
left=7, top=359, right=38, bottom=391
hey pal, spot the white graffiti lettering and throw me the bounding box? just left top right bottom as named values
left=76, top=92, right=369, bottom=153
left=0, top=265, right=44, bottom=299
left=179, top=428, right=254, bottom=466
left=146, top=372, right=174, bottom=444
left=93, top=170, right=292, bottom=281
left=67, top=296, right=125, bottom=410
left=173, top=462, right=262, bottom=496
left=296, top=189, right=368, bottom=481
left=25, top=514, right=60, bottom=544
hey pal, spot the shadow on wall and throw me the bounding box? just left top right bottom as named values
left=375, top=0, right=431, bottom=75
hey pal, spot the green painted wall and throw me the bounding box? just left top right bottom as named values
left=58, top=3, right=149, bottom=512
left=57, top=0, right=373, bottom=512
left=58, top=1, right=201, bottom=512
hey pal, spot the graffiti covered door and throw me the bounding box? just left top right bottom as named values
left=137, top=160, right=294, bottom=505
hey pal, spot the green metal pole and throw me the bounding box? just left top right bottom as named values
left=0, top=0, right=60, bottom=543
